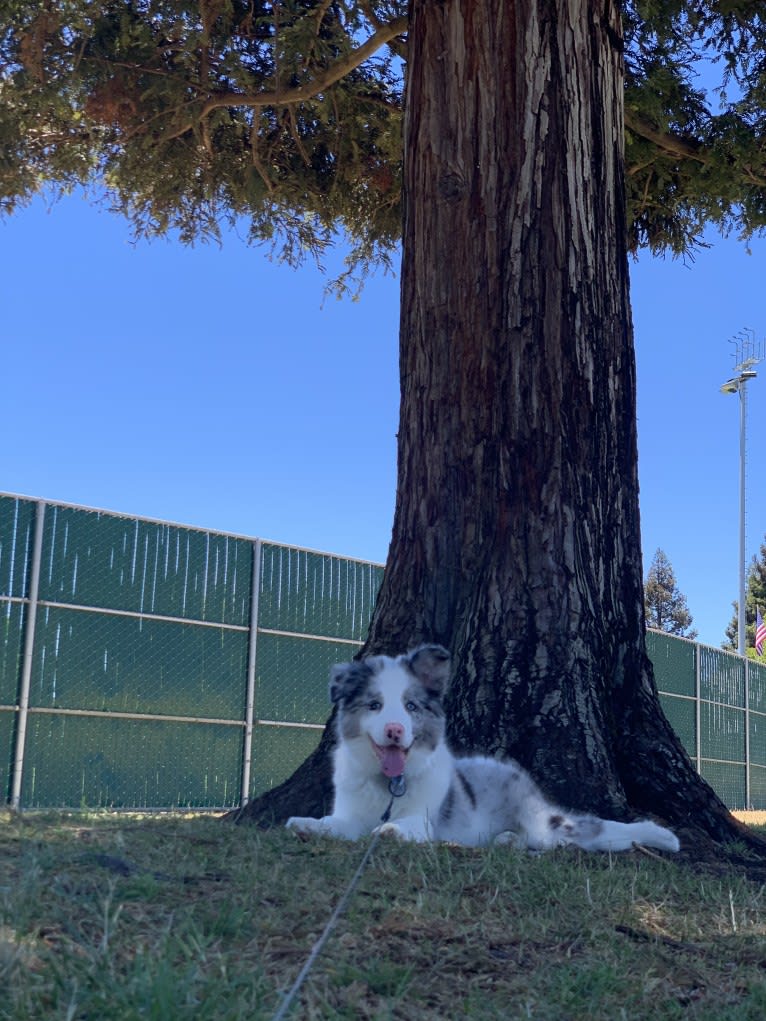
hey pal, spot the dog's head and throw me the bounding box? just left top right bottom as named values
left=329, top=645, right=451, bottom=777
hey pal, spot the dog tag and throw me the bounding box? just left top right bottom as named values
left=388, top=775, right=406, bottom=798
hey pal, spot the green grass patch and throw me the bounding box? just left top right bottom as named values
left=2, top=810, right=766, bottom=1019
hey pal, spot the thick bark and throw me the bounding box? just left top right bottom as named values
left=368, top=0, right=641, bottom=813
left=232, top=0, right=765, bottom=859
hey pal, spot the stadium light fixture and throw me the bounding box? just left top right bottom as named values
left=720, top=330, right=763, bottom=656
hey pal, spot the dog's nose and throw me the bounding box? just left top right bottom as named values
left=384, top=722, right=405, bottom=744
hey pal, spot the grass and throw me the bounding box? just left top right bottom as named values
left=2, top=811, right=766, bottom=1020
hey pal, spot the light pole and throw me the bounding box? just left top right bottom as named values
left=720, top=329, right=762, bottom=656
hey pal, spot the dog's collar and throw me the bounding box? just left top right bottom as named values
left=380, top=774, right=407, bottom=823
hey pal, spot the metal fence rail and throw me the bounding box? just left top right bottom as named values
left=0, top=493, right=382, bottom=810
left=2, top=492, right=765, bottom=810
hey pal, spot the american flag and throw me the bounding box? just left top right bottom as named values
left=757, top=608, right=766, bottom=657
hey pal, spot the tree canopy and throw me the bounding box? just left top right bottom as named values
left=2, top=1, right=766, bottom=285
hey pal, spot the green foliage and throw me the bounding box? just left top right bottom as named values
left=724, top=534, right=766, bottom=656
left=2, top=1, right=766, bottom=275
left=0, top=0, right=405, bottom=286
left=644, top=548, right=698, bottom=638
left=623, top=1, right=766, bottom=255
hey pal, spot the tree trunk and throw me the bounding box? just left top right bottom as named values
left=231, top=0, right=764, bottom=858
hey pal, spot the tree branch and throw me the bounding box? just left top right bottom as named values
left=165, top=15, right=407, bottom=140
left=625, top=109, right=705, bottom=163
left=625, top=108, right=766, bottom=189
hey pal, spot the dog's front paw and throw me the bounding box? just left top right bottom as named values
left=492, top=829, right=525, bottom=849
left=373, top=820, right=428, bottom=843
left=374, top=821, right=407, bottom=840
left=286, top=816, right=324, bottom=839
left=635, top=821, right=680, bottom=853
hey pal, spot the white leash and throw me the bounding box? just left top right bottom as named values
left=270, top=776, right=407, bottom=1021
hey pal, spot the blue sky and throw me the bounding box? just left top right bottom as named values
left=2, top=191, right=765, bottom=648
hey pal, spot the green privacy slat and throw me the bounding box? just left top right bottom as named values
left=700, top=760, right=747, bottom=811
left=749, top=660, right=766, bottom=713
left=646, top=631, right=695, bottom=697
left=658, top=694, right=696, bottom=758
left=29, top=606, right=249, bottom=720
left=749, top=764, right=766, bottom=807
left=0, top=600, right=24, bottom=705
left=0, top=709, right=15, bottom=802
left=700, top=702, right=746, bottom=763
left=38, top=504, right=253, bottom=626
left=0, top=495, right=36, bottom=599
left=21, top=713, right=242, bottom=809
left=249, top=723, right=323, bottom=799
left=749, top=713, right=766, bottom=768
left=254, top=632, right=358, bottom=725
left=698, top=645, right=746, bottom=707
left=257, top=543, right=383, bottom=639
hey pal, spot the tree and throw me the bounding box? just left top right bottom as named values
left=644, top=548, right=698, bottom=639
left=724, top=535, right=766, bottom=657
left=4, top=2, right=766, bottom=858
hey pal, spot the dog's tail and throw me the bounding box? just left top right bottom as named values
left=567, top=816, right=679, bottom=853
left=520, top=808, right=680, bottom=853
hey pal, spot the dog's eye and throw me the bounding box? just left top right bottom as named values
left=405, top=700, right=418, bottom=712
left=368, top=700, right=382, bottom=711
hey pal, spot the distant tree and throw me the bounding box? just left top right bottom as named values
left=724, top=536, right=766, bottom=658
left=644, top=549, right=697, bottom=639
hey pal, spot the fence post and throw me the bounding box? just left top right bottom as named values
left=745, top=656, right=752, bottom=809
left=240, top=538, right=262, bottom=807
left=10, top=499, right=46, bottom=810
left=695, top=642, right=702, bottom=774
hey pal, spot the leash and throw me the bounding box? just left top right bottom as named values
left=270, top=775, right=407, bottom=1021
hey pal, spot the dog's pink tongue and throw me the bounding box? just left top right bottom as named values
left=379, top=746, right=406, bottom=778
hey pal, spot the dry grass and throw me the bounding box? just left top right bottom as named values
left=734, top=811, right=766, bottom=826
left=3, top=810, right=766, bottom=1019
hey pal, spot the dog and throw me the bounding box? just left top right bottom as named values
left=286, top=644, right=680, bottom=852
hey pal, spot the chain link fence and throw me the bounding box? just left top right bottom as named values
left=0, top=494, right=381, bottom=810
left=647, top=629, right=766, bottom=809
left=3, top=493, right=764, bottom=810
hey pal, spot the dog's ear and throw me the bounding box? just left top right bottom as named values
left=405, top=644, right=451, bottom=694
left=329, top=662, right=354, bottom=704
